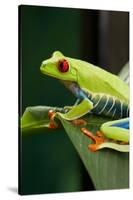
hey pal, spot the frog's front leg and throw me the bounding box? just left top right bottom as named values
left=57, top=98, right=93, bottom=120
left=62, top=99, right=84, bottom=115
left=48, top=98, right=93, bottom=128
left=81, top=118, right=129, bottom=152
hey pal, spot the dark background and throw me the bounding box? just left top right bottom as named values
left=19, top=5, right=129, bottom=195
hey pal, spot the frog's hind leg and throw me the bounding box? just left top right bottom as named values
left=81, top=128, right=107, bottom=151
left=100, top=118, right=129, bottom=142
left=81, top=118, right=129, bottom=152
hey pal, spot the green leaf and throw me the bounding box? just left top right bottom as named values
left=59, top=116, right=129, bottom=190
left=21, top=106, right=129, bottom=190
left=21, top=106, right=62, bottom=131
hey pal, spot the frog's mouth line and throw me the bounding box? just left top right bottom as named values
left=41, top=70, right=77, bottom=83
left=41, top=71, right=60, bottom=79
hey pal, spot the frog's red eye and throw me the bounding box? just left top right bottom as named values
left=58, top=59, right=69, bottom=72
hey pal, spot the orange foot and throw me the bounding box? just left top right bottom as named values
left=71, top=119, right=87, bottom=126
left=81, top=128, right=106, bottom=151
left=48, top=109, right=56, bottom=118
left=48, top=109, right=58, bottom=129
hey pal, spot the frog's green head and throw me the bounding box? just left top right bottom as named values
left=40, top=51, right=77, bottom=82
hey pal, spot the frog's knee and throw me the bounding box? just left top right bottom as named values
left=100, top=123, right=107, bottom=132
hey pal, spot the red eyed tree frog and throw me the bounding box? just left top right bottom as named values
left=40, top=51, right=129, bottom=152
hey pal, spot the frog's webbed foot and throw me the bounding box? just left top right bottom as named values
left=81, top=128, right=107, bottom=151
left=81, top=128, right=129, bottom=152
left=48, top=109, right=59, bottom=129
left=71, top=118, right=87, bottom=126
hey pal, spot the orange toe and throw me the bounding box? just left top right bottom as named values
left=48, top=121, right=58, bottom=129
left=48, top=109, right=56, bottom=118
left=81, top=128, right=106, bottom=151
left=72, top=119, right=87, bottom=126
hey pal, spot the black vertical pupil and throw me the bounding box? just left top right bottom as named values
left=60, top=62, right=64, bottom=69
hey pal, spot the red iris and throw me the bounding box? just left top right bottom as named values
left=58, top=59, right=69, bottom=72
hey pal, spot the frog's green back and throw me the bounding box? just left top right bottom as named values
left=67, top=57, right=129, bottom=103
left=40, top=51, right=129, bottom=103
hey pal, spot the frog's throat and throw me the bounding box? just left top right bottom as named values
left=60, top=80, right=80, bottom=96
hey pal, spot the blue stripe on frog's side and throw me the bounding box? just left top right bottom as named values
left=90, top=93, right=129, bottom=119
left=67, top=82, right=129, bottom=120
left=110, top=119, right=129, bottom=129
